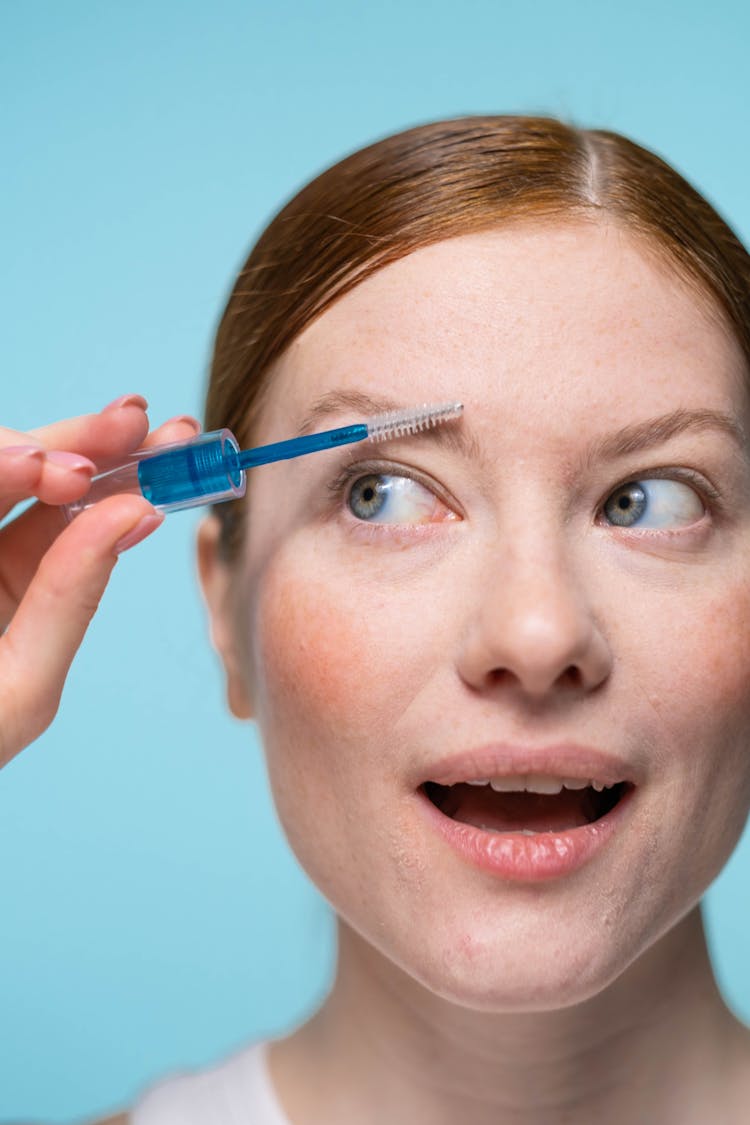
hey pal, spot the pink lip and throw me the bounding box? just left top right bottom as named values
left=414, top=743, right=640, bottom=788
left=412, top=743, right=639, bottom=882
left=416, top=784, right=636, bottom=882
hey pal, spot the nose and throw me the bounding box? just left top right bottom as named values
left=456, top=535, right=612, bottom=701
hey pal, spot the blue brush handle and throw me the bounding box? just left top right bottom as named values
left=238, top=423, right=369, bottom=469
left=63, top=423, right=372, bottom=520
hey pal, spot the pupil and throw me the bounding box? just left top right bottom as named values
left=604, top=482, right=647, bottom=527
left=363, top=486, right=375, bottom=502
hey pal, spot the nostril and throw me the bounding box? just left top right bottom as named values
left=563, top=665, right=584, bottom=688
left=487, top=662, right=584, bottom=693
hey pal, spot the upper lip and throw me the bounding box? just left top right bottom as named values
left=416, top=744, right=640, bottom=789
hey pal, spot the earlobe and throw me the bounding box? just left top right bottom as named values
left=196, top=516, right=254, bottom=721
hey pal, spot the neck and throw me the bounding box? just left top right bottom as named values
left=269, top=906, right=749, bottom=1125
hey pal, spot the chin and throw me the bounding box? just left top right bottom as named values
left=382, top=918, right=636, bottom=1014
left=408, top=958, right=628, bottom=1014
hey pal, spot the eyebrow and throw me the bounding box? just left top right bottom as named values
left=296, top=391, right=747, bottom=467
left=296, top=389, right=483, bottom=459
left=581, top=407, right=747, bottom=466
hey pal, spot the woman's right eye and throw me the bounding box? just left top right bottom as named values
left=347, top=472, right=454, bottom=524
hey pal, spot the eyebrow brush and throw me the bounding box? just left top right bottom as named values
left=62, top=402, right=464, bottom=520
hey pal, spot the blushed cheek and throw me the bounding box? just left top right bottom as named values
left=240, top=559, right=433, bottom=922
left=251, top=569, right=388, bottom=733
left=247, top=548, right=446, bottom=741
left=246, top=544, right=441, bottom=771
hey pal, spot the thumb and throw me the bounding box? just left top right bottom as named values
left=0, top=496, right=163, bottom=768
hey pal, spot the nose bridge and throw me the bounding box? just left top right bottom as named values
left=458, top=505, right=611, bottom=698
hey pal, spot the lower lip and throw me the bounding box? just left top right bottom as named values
left=415, top=786, right=635, bottom=882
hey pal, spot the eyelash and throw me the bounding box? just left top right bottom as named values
left=326, top=460, right=725, bottom=529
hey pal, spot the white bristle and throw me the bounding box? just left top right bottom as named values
left=366, top=402, right=463, bottom=443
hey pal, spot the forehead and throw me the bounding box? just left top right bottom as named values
left=259, top=222, right=748, bottom=438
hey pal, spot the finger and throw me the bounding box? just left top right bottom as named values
left=1, top=414, right=200, bottom=537
left=0, top=416, right=202, bottom=617
left=1, top=400, right=201, bottom=470
left=1, top=394, right=147, bottom=452
left=0, top=494, right=163, bottom=768
left=19, top=411, right=201, bottom=508
left=0, top=415, right=201, bottom=514
left=9, top=411, right=200, bottom=510
left=22, top=395, right=151, bottom=464
left=140, top=414, right=202, bottom=449
left=26, top=407, right=201, bottom=471
left=0, top=446, right=46, bottom=516
left=0, top=449, right=97, bottom=523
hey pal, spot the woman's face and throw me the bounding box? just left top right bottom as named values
left=201, top=222, right=750, bottom=1010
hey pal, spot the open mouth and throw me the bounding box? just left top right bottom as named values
left=419, top=778, right=633, bottom=834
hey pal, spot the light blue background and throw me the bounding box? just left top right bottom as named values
left=2, top=1, right=750, bottom=1119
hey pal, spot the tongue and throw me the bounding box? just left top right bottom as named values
left=443, top=784, right=595, bottom=832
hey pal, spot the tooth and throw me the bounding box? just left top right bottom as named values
left=562, top=777, right=589, bottom=790
left=524, top=776, right=564, bottom=795
left=490, top=776, right=528, bottom=792
left=474, top=775, right=613, bottom=795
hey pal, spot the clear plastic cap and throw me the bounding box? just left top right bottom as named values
left=64, top=429, right=246, bottom=520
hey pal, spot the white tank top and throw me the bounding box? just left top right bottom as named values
left=130, top=1042, right=290, bottom=1124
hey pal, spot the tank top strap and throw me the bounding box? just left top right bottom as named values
left=130, top=1041, right=290, bottom=1124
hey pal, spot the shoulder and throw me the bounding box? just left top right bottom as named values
left=5, top=1119, right=129, bottom=1125
left=13, top=1042, right=271, bottom=1125
left=725, top=1021, right=750, bottom=1123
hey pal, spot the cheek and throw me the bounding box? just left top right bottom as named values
left=248, top=549, right=449, bottom=738
left=700, top=587, right=750, bottom=712
left=252, top=569, right=389, bottom=731
left=664, top=577, right=750, bottom=727
left=617, top=562, right=750, bottom=725
left=242, top=551, right=446, bottom=920
left=640, top=573, right=750, bottom=880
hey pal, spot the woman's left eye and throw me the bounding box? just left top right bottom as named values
left=347, top=472, right=452, bottom=524
left=602, top=478, right=705, bottom=529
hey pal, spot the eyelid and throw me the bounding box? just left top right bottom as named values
left=327, top=458, right=462, bottom=516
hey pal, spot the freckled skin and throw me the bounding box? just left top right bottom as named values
left=201, top=221, right=750, bottom=1116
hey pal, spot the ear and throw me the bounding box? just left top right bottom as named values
left=196, top=516, right=254, bottom=721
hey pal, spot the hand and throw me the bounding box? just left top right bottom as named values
left=0, top=395, right=201, bottom=769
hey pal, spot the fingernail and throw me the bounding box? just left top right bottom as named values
left=166, top=414, right=202, bottom=433
left=115, top=512, right=164, bottom=554
left=46, top=451, right=97, bottom=473
left=1, top=444, right=45, bottom=460
left=102, top=394, right=149, bottom=412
